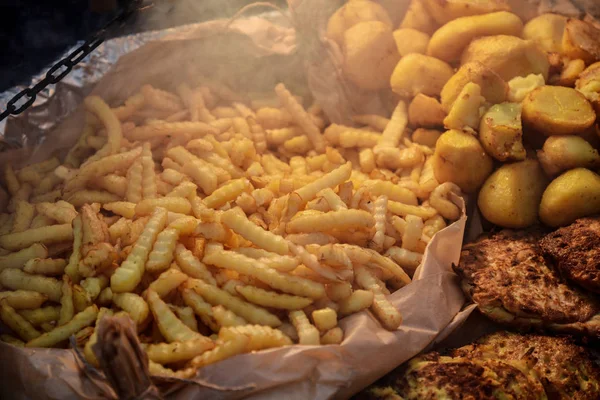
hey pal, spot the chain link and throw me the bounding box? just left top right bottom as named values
left=0, top=1, right=144, bottom=122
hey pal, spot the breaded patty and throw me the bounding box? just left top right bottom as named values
left=454, top=228, right=600, bottom=336
left=453, top=331, right=600, bottom=400
left=540, top=217, right=600, bottom=294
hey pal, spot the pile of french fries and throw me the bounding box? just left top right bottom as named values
left=0, top=77, right=460, bottom=378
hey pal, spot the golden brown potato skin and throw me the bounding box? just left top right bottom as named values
left=393, top=28, right=430, bottom=57
left=522, top=86, right=596, bottom=136
left=441, top=62, right=507, bottom=112
left=422, top=0, right=510, bottom=25
left=539, top=168, right=600, bottom=227
left=408, top=94, right=446, bottom=127
left=523, top=13, right=567, bottom=53
left=562, top=19, right=600, bottom=65
left=432, top=129, right=493, bottom=193
left=537, top=136, right=600, bottom=176
left=478, top=159, right=548, bottom=228
left=390, top=54, right=454, bottom=98
left=326, top=0, right=392, bottom=46
left=400, top=0, right=438, bottom=35
left=412, top=128, right=442, bottom=148
left=479, top=102, right=526, bottom=162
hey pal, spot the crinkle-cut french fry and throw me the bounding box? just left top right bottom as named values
left=321, top=326, right=343, bottom=345
left=72, top=284, right=92, bottom=312
left=125, top=158, right=143, bottom=203
left=385, top=247, right=423, bottom=273
left=174, top=243, right=216, bottom=285
left=26, top=305, right=98, bottom=347
left=287, top=209, right=375, bottom=234
left=387, top=201, right=437, bottom=219
left=232, top=116, right=251, bottom=138
left=32, top=173, right=62, bottom=196
left=148, top=269, right=188, bottom=298
left=256, top=107, right=292, bottom=129
left=185, top=278, right=281, bottom=327
left=355, top=267, right=402, bottom=330
left=312, top=308, right=337, bottom=332
left=23, top=258, right=66, bottom=276
left=189, top=334, right=250, bottom=369
left=324, top=124, right=381, bottom=148
left=258, top=256, right=299, bottom=272
left=4, top=164, right=20, bottom=195
left=135, top=197, right=191, bottom=216
left=417, top=156, right=439, bottom=198
left=402, top=215, right=424, bottom=253
left=204, top=250, right=325, bottom=299
left=212, top=305, right=248, bottom=327
left=80, top=276, right=108, bottom=301
left=220, top=324, right=293, bottom=351
left=0, top=243, right=48, bottom=272
left=288, top=242, right=341, bottom=282
left=19, top=306, right=60, bottom=325
left=0, top=290, right=47, bottom=309
left=221, top=208, right=288, bottom=255
left=8, top=183, right=32, bottom=212
left=376, top=101, right=408, bottom=150
left=148, top=360, right=196, bottom=379
left=171, top=305, right=198, bottom=332
left=113, top=93, right=145, bottom=120
left=86, top=135, right=106, bottom=150
left=29, top=213, right=54, bottom=229
left=283, top=135, right=312, bottom=154
left=161, top=168, right=186, bottom=186
left=127, top=121, right=216, bottom=141
left=353, top=114, right=390, bottom=131
left=325, top=281, right=353, bottom=302
left=30, top=189, right=61, bottom=205
left=0, top=224, right=73, bottom=252
left=18, top=159, right=59, bottom=185
left=58, top=276, right=74, bottom=326
left=111, top=207, right=167, bottom=293
left=36, top=201, right=78, bottom=225
left=236, top=192, right=256, bottom=214
left=236, top=285, right=313, bottom=310
left=338, top=289, right=374, bottom=316
left=285, top=233, right=338, bottom=246
left=371, top=195, right=388, bottom=252
left=145, top=336, right=215, bottom=365
left=67, top=190, right=120, bottom=207
left=247, top=116, right=267, bottom=153
left=140, top=143, right=158, bottom=200
left=103, top=201, right=136, bottom=219
left=11, top=201, right=35, bottom=233
left=1, top=334, right=25, bottom=347
left=305, top=243, right=353, bottom=271
left=85, top=96, right=122, bottom=155
left=363, top=180, right=419, bottom=206
left=180, top=287, right=219, bottom=332
left=83, top=307, right=113, bottom=367
left=146, top=217, right=198, bottom=273
left=93, top=174, right=127, bottom=197
left=293, top=162, right=352, bottom=207
left=111, top=292, right=149, bottom=325
left=319, top=188, right=347, bottom=211
left=64, top=147, right=142, bottom=192
left=422, top=215, right=446, bottom=240
left=64, top=215, right=82, bottom=283
left=146, top=289, right=201, bottom=342
left=1, top=300, right=41, bottom=341
left=266, top=127, right=302, bottom=147
left=166, top=181, right=197, bottom=201
left=275, top=83, right=325, bottom=153
left=375, top=146, right=424, bottom=170
left=203, top=179, right=250, bottom=209
left=192, top=149, right=244, bottom=180
left=289, top=156, right=307, bottom=176
left=429, top=182, right=461, bottom=221
left=289, top=310, right=320, bottom=345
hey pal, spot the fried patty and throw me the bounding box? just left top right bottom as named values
left=454, top=228, right=600, bottom=336
left=453, top=331, right=600, bottom=400
left=540, top=217, right=600, bottom=294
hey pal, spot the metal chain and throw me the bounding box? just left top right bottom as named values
left=0, top=1, right=144, bottom=122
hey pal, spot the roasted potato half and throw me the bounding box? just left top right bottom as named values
left=537, top=136, right=600, bottom=176
left=562, top=19, right=600, bottom=65
left=400, top=0, right=438, bottom=35
left=539, top=168, right=600, bottom=227
left=432, top=129, right=493, bottom=193
left=522, top=86, right=596, bottom=136
left=326, top=0, right=392, bottom=46
left=523, top=13, right=567, bottom=53
left=427, top=11, right=523, bottom=63
left=408, top=94, right=445, bottom=127
left=479, top=102, right=526, bottom=162
left=391, top=54, right=454, bottom=98
left=441, top=62, right=507, bottom=111
left=393, top=28, right=430, bottom=57
left=478, top=159, right=547, bottom=228
left=422, top=0, right=510, bottom=25
left=461, top=35, right=550, bottom=81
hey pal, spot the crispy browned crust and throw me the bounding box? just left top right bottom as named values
left=540, top=217, right=600, bottom=294
left=454, top=228, right=600, bottom=327
left=452, top=331, right=600, bottom=400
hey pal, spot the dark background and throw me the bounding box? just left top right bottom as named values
left=0, top=0, right=287, bottom=92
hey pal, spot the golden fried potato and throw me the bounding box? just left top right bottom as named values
left=443, top=82, right=485, bottom=132
left=523, top=13, right=567, bottom=53
left=326, top=0, right=392, bottom=45
left=400, top=0, right=438, bottom=35
left=408, top=94, right=446, bottom=127
left=576, top=62, right=600, bottom=113
left=412, top=128, right=442, bottom=148
left=539, top=168, right=600, bottom=227
left=522, top=86, right=596, bottom=135
left=422, top=0, right=510, bottom=25
left=441, top=62, right=507, bottom=112
left=427, top=11, right=523, bottom=63
left=479, top=102, right=526, bottom=162
left=551, top=58, right=585, bottom=87
left=432, top=129, right=493, bottom=193
left=478, top=159, right=547, bottom=228
left=507, top=74, right=545, bottom=103
left=537, top=136, right=600, bottom=176
left=562, top=19, right=600, bottom=65
left=343, top=21, right=400, bottom=91
left=390, top=54, right=454, bottom=98
left=393, top=28, right=430, bottom=57
left=461, top=35, right=550, bottom=81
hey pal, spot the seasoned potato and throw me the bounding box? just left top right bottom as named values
left=539, top=168, right=600, bottom=227
left=522, top=86, right=596, bottom=135
left=537, top=136, right=600, bottom=176
left=408, top=94, right=445, bottom=127
left=507, top=74, right=545, bottom=103
left=400, top=0, right=438, bottom=35
left=427, top=11, right=523, bottom=63
left=443, top=82, right=485, bottom=132
left=326, top=0, right=392, bottom=46
left=441, top=62, right=507, bottom=112
left=550, top=58, right=585, bottom=87
left=422, top=0, right=510, bottom=25
left=343, top=21, right=400, bottom=91
left=432, top=129, right=493, bottom=193
left=478, top=159, right=547, bottom=228
left=479, top=102, right=526, bottom=162
left=562, top=19, right=600, bottom=65
left=412, top=128, right=442, bottom=148
left=393, top=28, right=430, bottom=57
left=461, top=35, right=550, bottom=81
left=576, top=62, right=600, bottom=113
left=390, top=54, right=454, bottom=98
left=523, top=13, right=567, bottom=53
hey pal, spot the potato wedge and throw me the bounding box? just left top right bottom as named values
left=408, top=94, right=445, bottom=127
left=479, top=102, right=526, bottom=162
left=422, top=0, right=510, bottom=25
left=343, top=21, right=400, bottom=90
left=432, top=129, right=493, bottom=193
left=537, top=136, right=600, bottom=176
left=478, top=159, right=547, bottom=228
left=539, top=168, right=600, bottom=227
left=523, top=13, right=567, bottom=53
left=441, top=62, right=507, bottom=112
left=522, top=86, right=596, bottom=136
left=562, top=19, right=600, bottom=65
left=327, top=0, right=393, bottom=46
left=400, top=0, right=438, bottom=35
left=443, top=82, right=485, bottom=132
left=390, top=54, right=454, bottom=98
left=427, top=11, right=523, bottom=63
left=393, top=28, right=430, bottom=57
left=461, top=35, right=550, bottom=81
